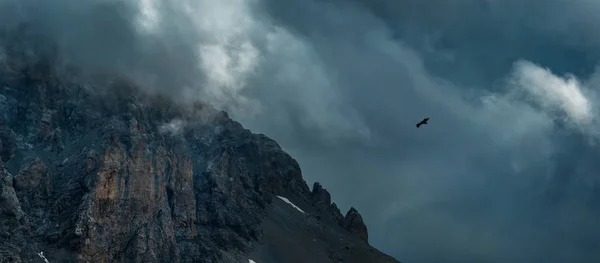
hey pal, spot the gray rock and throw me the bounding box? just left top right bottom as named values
left=0, top=25, right=400, bottom=263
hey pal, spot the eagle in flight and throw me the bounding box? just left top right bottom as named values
left=416, top=117, right=429, bottom=128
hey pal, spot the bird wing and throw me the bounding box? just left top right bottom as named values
left=416, top=118, right=429, bottom=127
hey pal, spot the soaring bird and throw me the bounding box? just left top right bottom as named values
left=416, top=117, right=429, bottom=128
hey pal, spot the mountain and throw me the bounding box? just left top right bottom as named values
left=0, top=28, right=401, bottom=263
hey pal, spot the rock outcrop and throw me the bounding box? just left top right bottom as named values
left=342, top=208, right=369, bottom=243
left=310, top=182, right=368, bottom=243
left=0, top=25, right=399, bottom=263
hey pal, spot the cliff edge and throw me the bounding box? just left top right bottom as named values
left=0, top=27, right=400, bottom=263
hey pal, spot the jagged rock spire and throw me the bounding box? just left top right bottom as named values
left=343, top=207, right=369, bottom=243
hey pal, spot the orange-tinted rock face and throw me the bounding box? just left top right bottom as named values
left=79, top=139, right=178, bottom=263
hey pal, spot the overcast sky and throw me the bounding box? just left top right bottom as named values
left=3, top=0, right=600, bottom=262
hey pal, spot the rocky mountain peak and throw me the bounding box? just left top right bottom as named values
left=0, top=25, right=398, bottom=263
left=308, top=182, right=368, bottom=243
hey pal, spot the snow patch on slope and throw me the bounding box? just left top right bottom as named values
left=249, top=260, right=257, bottom=263
left=37, top=251, right=50, bottom=263
left=277, top=196, right=305, bottom=214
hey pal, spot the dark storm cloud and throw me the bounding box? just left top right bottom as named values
left=252, top=0, right=600, bottom=262
left=339, top=0, right=600, bottom=86
left=2, top=0, right=600, bottom=262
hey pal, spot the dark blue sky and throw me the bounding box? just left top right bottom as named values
left=3, top=0, right=600, bottom=262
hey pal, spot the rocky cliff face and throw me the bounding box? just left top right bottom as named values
left=0, top=27, right=399, bottom=263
